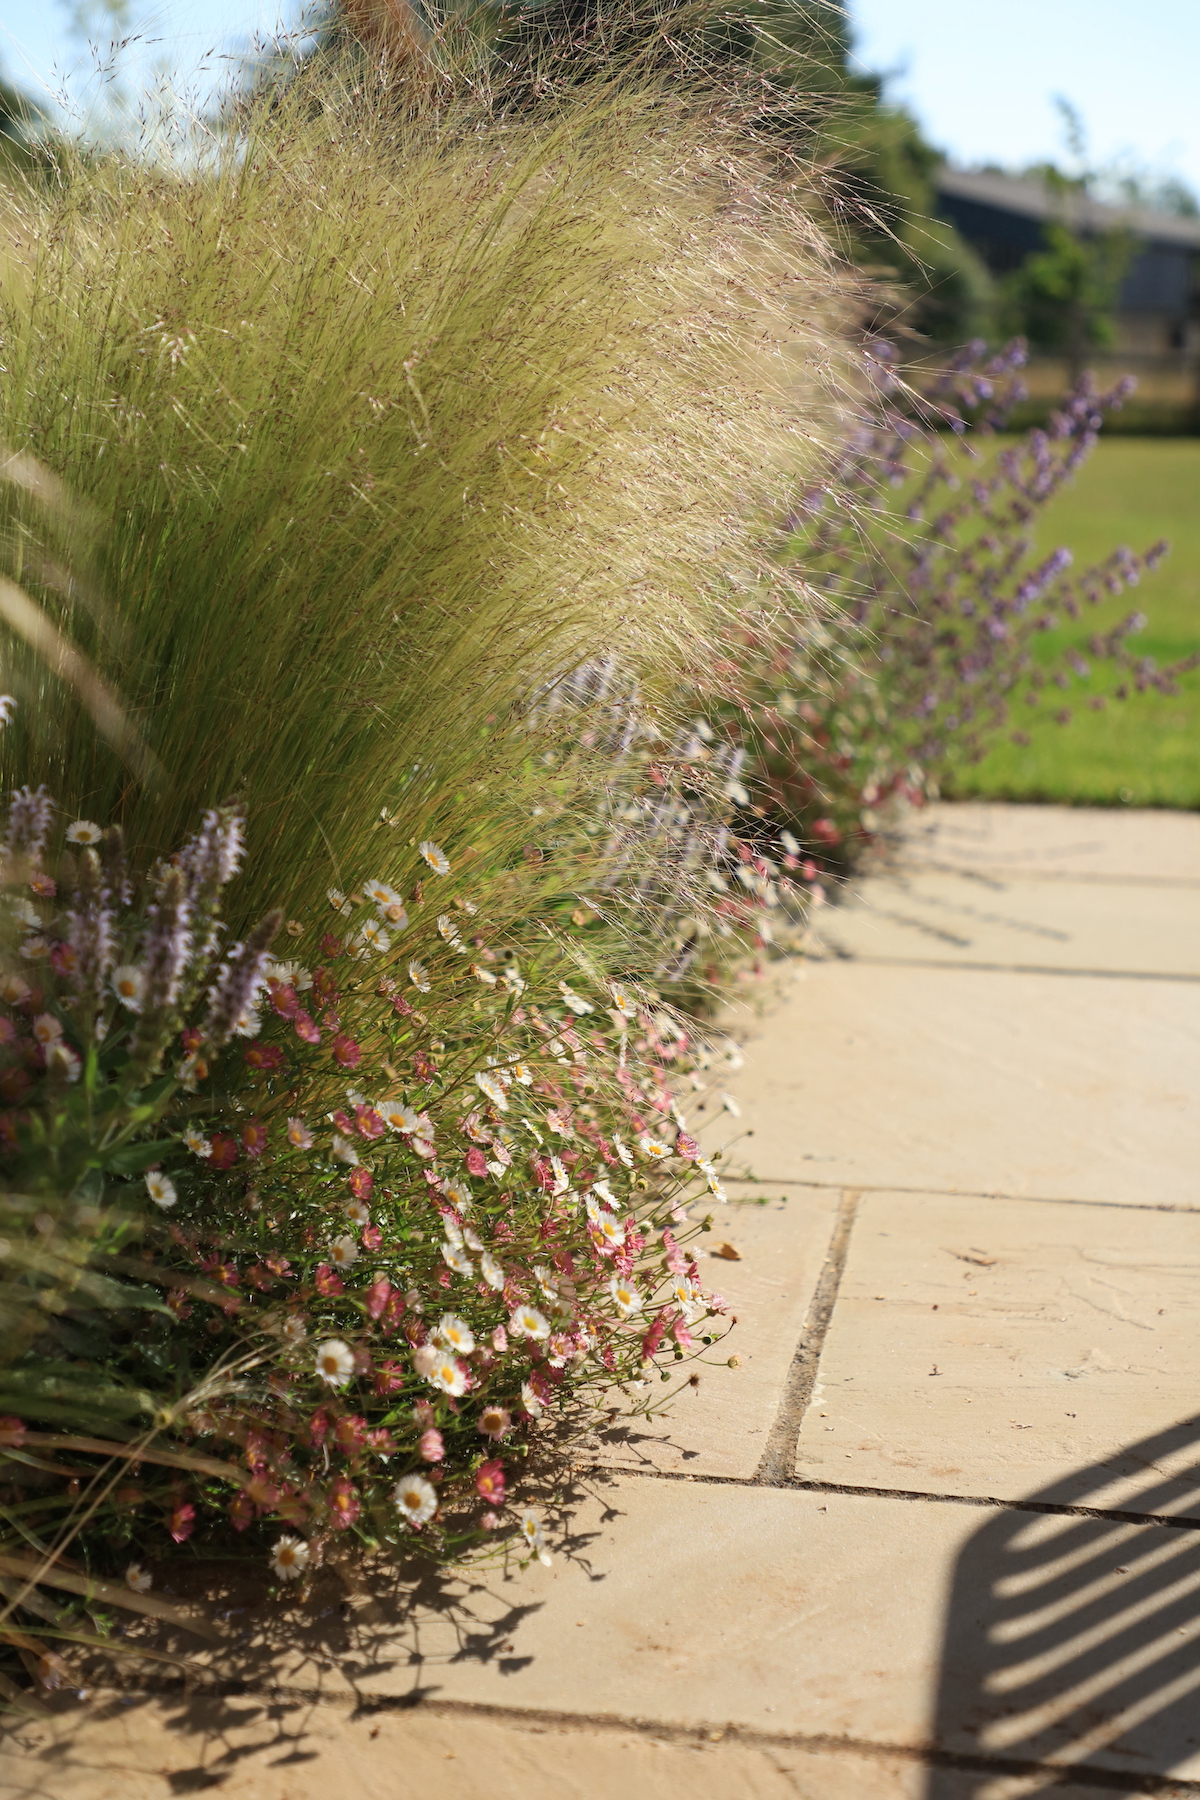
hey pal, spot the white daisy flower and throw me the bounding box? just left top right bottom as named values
left=434, top=1313, right=475, bottom=1356
left=182, top=1124, right=212, bottom=1158
left=519, top=1508, right=552, bottom=1566
left=520, top=1380, right=545, bottom=1417
left=281, top=1314, right=306, bottom=1344
left=364, top=878, right=402, bottom=912
left=419, top=840, right=450, bottom=876
left=8, top=898, right=40, bottom=928
left=508, top=1061, right=533, bottom=1087
left=478, top=1403, right=512, bottom=1440
left=608, top=983, right=637, bottom=1021
left=353, top=919, right=391, bottom=956
left=443, top=1180, right=472, bottom=1214
left=441, top=1242, right=474, bottom=1278
left=639, top=1134, right=671, bottom=1161
left=314, top=1339, right=356, bottom=1386
left=615, top=1274, right=644, bottom=1317
left=591, top=1180, right=617, bottom=1207
left=145, top=1172, right=177, bottom=1209
left=427, top=1354, right=467, bottom=1397
left=470, top=962, right=497, bottom=985
left=327, top=887, right=353, bottom=917
left=345, top=1198, right=371, bottom=1228
left=125, top=1562, right=152, bottom=1593
left=436, top=913, right=463, bottom=949
left=264, top=959, right=313, bottom=991
left=0, top=695, right=13, bottom=726
left=329, top=1235, right=359, bottom=1269
left=670, top=1276, right=701, bottom=1315
left=270, top=1536, right=310, bottom=1581
left=559, top=984, right=595, bottom=1015
left=111, top=964, right=145, bottom=1012
left=549, top=1155, right=570, bottom=1197
left=510, top=1304, right=550, bottom=1342
left=708, top=1174, right=727, bottom=1202
left=0, top=975, right=29, bottom=1005
left=442, top=1214, right=464, bottom=1250
left=287, top=1118, right=314, bottom=1148
left=408, top=959, right=431, bottom=993
left=232, top=1006, right=260, bottom=1039
left=65, top=820, right=103, bottom=846
left=533, top=1264, right=558, bottom=1302
left=379, top=1099, right=421, bottom=1134
left=31, top=1013, right=62, bottom=1046
left=501, top=967, right=525, bottom=995
left=596, top=1213, right=625, bottom=1249
left=331, top=1133, right=359, bottom=1166
left=474, top=1071, right=508, bottom=1112
left=480, top=1251, right=505, bottom=1291
left=612, top=1135, right=634, bottom=1168
left=46, top=1042, right=81, bottom=1083
left=780, top=828, right=801, bottom=855
left=394, top=1473, right=438, bottom=1526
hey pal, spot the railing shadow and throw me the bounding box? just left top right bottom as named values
left=926, top=1418, right=1200, bottom=1798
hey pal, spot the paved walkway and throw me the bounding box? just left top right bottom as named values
left=4, top=804, right=1199, bottom=1799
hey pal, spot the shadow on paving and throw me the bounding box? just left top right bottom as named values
left=4, top=1466, right=627, bottom=1797
left=927, top=1419, right=1200, bottom=1798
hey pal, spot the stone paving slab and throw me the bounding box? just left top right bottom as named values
left=794, top=1190, right=1200, bottom=1514
left=0, top=1694, right=897, bottom=1800
left=5, top=1694, right=1183, bottom=1800
left=894, top=803, right=1200, bottom=885
left=700, top=962, right=1198, bottom=1207
left=585, top=1186, right=837, bottom=1479
left=810, top=872, right=1200, bottom=977
left=19, top=1480, right=1198, bottom=1789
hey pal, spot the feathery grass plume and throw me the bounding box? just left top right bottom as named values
left=0, top=49, right=855, bottom=935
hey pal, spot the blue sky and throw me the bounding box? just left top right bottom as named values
left=1, top=1, right=1197, bottom=198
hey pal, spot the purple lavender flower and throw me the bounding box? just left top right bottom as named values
left=202, top=909, right=282, bottom=1050
left=5, top=786, right=54, bottom=862
left=66, top=850, right=116, bottom=1004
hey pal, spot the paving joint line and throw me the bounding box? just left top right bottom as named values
left=720, top=1177, right=1200, bottom=1215
left=582, top=1460, right=1200, bottom=1532
left=64, top=1684, right=1200, bottom=1793
left=751, top=1187, right=861, bottom=1484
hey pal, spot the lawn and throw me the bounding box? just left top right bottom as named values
left=947, top=437, right=1200, bottom=809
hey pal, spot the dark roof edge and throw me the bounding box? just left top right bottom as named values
left=935, top=165, right=1200, bottom=250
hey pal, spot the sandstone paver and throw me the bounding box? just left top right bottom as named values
left=5, top=1695, right=1174, bottom=1800
left=894, top=802, right=1200, bottom=885
left=701, top=962, right=1198, bottom=1206
left=12, top=1480, right=1197, bottom=1788
left=810, top=872, right=1200, bottom=977
left=794, top=1189, right=1200, bottom=1512
left=586, top=1186, right=838, bottom=1478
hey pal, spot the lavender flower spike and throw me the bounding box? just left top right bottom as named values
left=202, top=909, right=282, bottom=1051
left=138, top=865, right=193, bottom=1017
left=5, top=785, right=54, bottom=862
left=66, top=848, right=116, bottom=1004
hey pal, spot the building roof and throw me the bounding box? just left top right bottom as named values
left=936, top=166, right=1200, bottom=253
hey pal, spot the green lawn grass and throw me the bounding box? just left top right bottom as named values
left=947, top=437, right=1200, bottom=809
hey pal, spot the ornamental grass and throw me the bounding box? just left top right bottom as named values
left=0, top=47, right=856, bottom=1691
